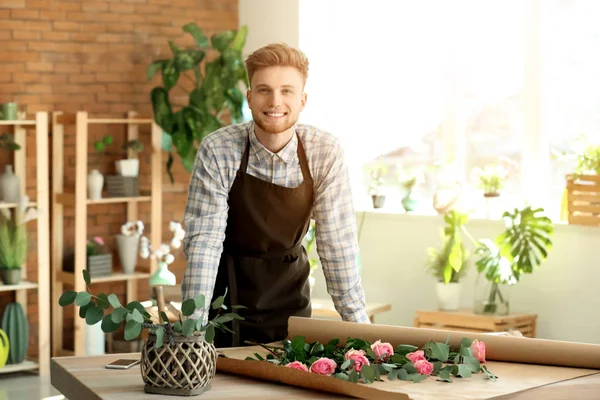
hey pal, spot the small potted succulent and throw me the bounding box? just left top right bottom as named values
left=86, top=236, right=112, bottom=278
left=0, top=196, right=38, bottom=285
left=116, top=139, right=144, bottom=177
left=58, top=270, right=245, bottom=396
left=365, top=159, right=388, bottom=209
left=115, top=220, right=144, bottom=274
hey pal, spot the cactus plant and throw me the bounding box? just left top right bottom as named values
left=0, top=302, right=29, bottom=364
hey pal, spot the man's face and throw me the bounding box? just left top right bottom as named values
left=247, top=66, right=307, bottom=135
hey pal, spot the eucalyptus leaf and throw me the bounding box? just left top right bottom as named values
left=59, top=290, right=77, bottom=306
left=205, top=323, right=215, bottom=343
left=83, top=269, right=91, bottom=286
left=131, top=309, right=144, bottom=324
left=75, top=292, right=91, bottom=307
left=101, top=314, right=121, bottom=333
left=181, top=298, right=197, bottom=316
left=155, top=326, right=165, bottom=348
left=107, top=294, right=121, bottom=309
left=111, top=307, right=129, bottom=323
left=124, top=320, right=142, bottom=341
left=85, top=305, right=104, bottom=325
left=182, top=319, right=196, bottom=336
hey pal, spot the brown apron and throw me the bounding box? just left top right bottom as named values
left=209, top=130, right=314, bottom=348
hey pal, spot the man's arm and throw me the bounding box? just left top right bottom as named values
left=312, top=137, right=370, bottom=323
left=181, top=138, right=229, bottom=321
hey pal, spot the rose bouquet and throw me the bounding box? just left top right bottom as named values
left=245, top=335, right=495, bottom=384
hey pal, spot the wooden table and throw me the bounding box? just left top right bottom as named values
left=311, top=298, right=391, bottom=323
left=51, top=353, right=600, bottom=399
left=414, top=309, right=537, bottom=338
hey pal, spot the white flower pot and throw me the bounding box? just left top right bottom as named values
left=85, top=320, right=105, bottom=356
left=435, top=282, right=461, bottom=311
left=116, top=159, right=139, bottom=177
left=87, top=169, right=104, bottom=200
left=115, top=234, right=139, bottom=274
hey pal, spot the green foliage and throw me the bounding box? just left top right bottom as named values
left=242, top=334, right=495, bottom=385
left=93, top=135, right=113, bottom=152
left=0, top=200, right=36, bottom=269
left=0, top=133, right=20, bottom=152
left=425, top=210, right=469, bottom=284
left=148, top=22, right=249, bottom=182
left=475, top=206, right=554, bottom=285
left=58, top=271, right=246, bottom=348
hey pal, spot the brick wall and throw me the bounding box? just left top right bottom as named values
left=0, top=0, right=238, bottom=355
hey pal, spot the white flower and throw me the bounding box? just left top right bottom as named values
left=140, top=248, right=150, bottom=259
left=159, top=244, right=170, bottom=255
left=165, top=254, right=175, bottom=264
left=170, top=239, right=181, bottom=249
left=169, top=221, right=177, bottom=232
left=136, top=221, right=144, bottom=236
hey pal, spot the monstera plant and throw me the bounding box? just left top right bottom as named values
left=148, top=22, right=249, bottom=182
left=473, top=206, right=554, bottom=314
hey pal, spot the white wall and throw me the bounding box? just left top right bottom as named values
left=310, top=211, right=600, bottom=345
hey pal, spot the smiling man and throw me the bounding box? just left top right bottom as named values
left=182, top=43, right=369, bottom=348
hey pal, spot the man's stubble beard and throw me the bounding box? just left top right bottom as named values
left=252, top=110, right=297, bottom=134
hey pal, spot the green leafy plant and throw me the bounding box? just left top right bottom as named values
left=58, top=270, right=246, bottom=348
left=365, top=159, right=388, bottom=196
left=148, top=22, right=249, bottom=182
left=425, top=211, right=469, bottom=284
left=473, top=206, right=554, bottom=313
left=0, top=197, right=38, bottom=269
left=93, top=135, right=113, bottom=152
left=303, top=220, right=319, bottom=277
left=0, top=133, right=20, bottom=151
left=553, top=134, right=600, bottom=176
left=242, top=335, right=495, bottom=384
left=86, top=236, right=108, bottom=256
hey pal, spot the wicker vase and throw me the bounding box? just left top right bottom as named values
left=141, top=331, right=217, bottom=396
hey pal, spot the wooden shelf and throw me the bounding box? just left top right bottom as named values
left=0, top=360, right=39, bottom=375
left=0, top=281, right=39, bottom=292
left=0, top=201, right=37, bottom=209
left=58, top=271, right=150, bottom=285
left=0, top=120, right=36, bottom=126
left=51, top=111, right=163, bottom=360
left=54, top=193, right=151, bottom=206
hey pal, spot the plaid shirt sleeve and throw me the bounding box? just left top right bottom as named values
left=312, top=135, right=370, bottom=324
left=181, top=136, right=229, bottom=321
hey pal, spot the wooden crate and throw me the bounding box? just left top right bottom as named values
left=567, top=174, right=600, bottom=227
left=414, top=309, right=537, bottom=338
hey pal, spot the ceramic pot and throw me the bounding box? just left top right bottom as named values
left=0, top=166, right=20, bottom=203
left=435, top=281, right=461, bottom=311
left=0, top=268, right=21, bottom=285
left=87, top=169, right=104, bottom=200
left=116, top=159, right=139, bottom=177
left=149, top=261, right=176, bottom=286
left=401, top=193, right=417, bottom=212
left=115, top=234, right=139, bottom=274
left=371, top=195, right=386, bottom=209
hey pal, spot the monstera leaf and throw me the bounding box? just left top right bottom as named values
left=475, top=206, right=554, bottom=284
left=148, top=22, right=249, bottom=182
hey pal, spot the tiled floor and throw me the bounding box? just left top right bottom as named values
left=0, top=372, right=64, bottom=400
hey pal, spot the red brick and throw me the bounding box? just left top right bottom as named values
left=41, top=31, right=71, bottom=41
left=24, top=21, right=52, bottom=31
left=40, top=74, right=68, bottom=84
left=13, top=30, right=41, bottom=40
left=1, top=0, right=25, bottom=8
left=97, top=93, right=123, bottom=103
left=11, top=9, right=40, bottom=19
left=0, top=73, right=12, bottom=83
left=55, top=2, right=82, bottom=11
left=69, top=74, right=95, bottom=83
left=26, top=84, right=52, bottom=94
left=53, top=21, right=80, bottom=31
left=40, top=10, right=66, bottom=20
left=70, top=33, right=99, bottom=42
left=97, top=34, right=124, bottom=43
left=12, top=72, right=41, bottom=83
left=114, top=13, right=145, bottom=23
left=109, top=3, right=135, bottom=13
left=55, top=63, right=81, bottom=73
left=0, top=41, right=26, bottom=52
left=96, top=73, right=121, bottom=83
left=85, top=23, right=107, bottom=33
left=3, top=63, right=24, bottom=73
left=0, top=52, right=40, bottom=62
left=106, top=23, right=135, bottom=33
left=2, top=83, right=25, bottom=92
left=0, top=10, right=9, bottom=19
left=29, top=42, right=82, bottom=53
left=26, top=0, right=53, bottom=8
left=82, top=3, right=109, bottom=12
left=82, top=64, right=108, bottom=73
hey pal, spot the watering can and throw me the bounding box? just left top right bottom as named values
left=0, top=329, right=9, bottom=368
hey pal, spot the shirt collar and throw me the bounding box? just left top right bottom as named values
left=248, top=122, right=298, bottom=165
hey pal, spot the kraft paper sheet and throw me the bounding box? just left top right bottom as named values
left=216, top=317, right=600, bottom=400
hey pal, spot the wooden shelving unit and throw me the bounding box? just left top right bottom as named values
left=0, top=112, right=51, bottom=376
left=51, top=111, right=162, bottom=357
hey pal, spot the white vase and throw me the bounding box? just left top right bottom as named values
left=0, top=165, right=20, bottom=202
left=115, top=234, right=139, bottom=274
left=116, top=159, right=139, bottom=177
left=87, top=169, right=104, bottom=200
left=435, top=282, right=461, bottom=311
left=85, top=320, right=105, bottom=356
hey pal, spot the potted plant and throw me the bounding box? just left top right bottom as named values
left=58, top=270, right=245, bottom=396
left=86, top=236, right=112, bottom=278
left=140, top=221, right=185, bottom=286
left=303, top=220, right=319, bottom=296
left=116, top=139, right=144, bottom=177
left=0, top=196, right=38, bottom=285
left=115, top=220, right=144, bottom=274
left=472, top=206, right=554, bottom=315
left=365, top=159, right=387, bottom=209
left=88, top=135, right=113, bottom=200
left=398, top=167, right=423, bottom=212
left=425, top=210, right=469, bottom=311
left=471, top=157, right=518, bottom=218
left=149, top=22, right=249, bottom=183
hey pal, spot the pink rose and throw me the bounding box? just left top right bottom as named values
left=414, top=359, right=434, bottom=375
left=309, top=357, right=337, bottom=376
left=406, top=350, right=426, bottom=364
left=94, top=236, right=104, bottom=246
left=371, top=340, right=394, bottom=362
left=344, top=349, right=370, bottom=372
left=284, top=361, right=308, bottom=372
left=471, top=340, right=486, bottom=363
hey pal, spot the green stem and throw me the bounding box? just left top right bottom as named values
left=487, top=282, right=498, bottom=304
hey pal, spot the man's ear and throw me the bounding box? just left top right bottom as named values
left=246, top=89, right=252, bottom=106
left=300, top=92, right=307, bottom=111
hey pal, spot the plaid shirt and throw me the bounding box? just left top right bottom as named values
left=182, top=121, right=369, bottom=324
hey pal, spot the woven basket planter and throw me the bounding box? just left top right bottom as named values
left=141, top=331, right=217, bottom=396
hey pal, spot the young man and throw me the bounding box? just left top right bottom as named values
left=182, top=43, right=369, bottom=348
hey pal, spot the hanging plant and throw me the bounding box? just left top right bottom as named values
left=148, top=22, right=249, bottom=182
